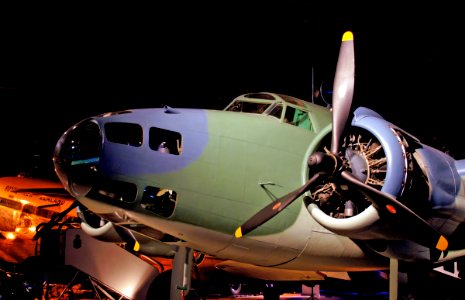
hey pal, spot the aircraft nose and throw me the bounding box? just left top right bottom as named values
left=53, top=119, right=102, bottom=197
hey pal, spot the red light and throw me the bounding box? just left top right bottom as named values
left=386, top=204, right=396, bottom=214
left=272, top=202, right=282, bottom=211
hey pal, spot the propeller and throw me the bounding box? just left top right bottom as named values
left=341, top=171, right=448, bottom=251
left=331, top=31, right=355, bottom=154
left=235, top=31, right=354, bottom=238
left=235, top=173, right=324, bottom=238
left=234, top=31, right=449, bottom=253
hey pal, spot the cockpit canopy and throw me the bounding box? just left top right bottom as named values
left=223, top=92, right=314, bottom=131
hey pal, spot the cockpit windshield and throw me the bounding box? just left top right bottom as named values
left=223, top=92, right=315, bottom=131
left=225, top=101, right=271, bottom=114
left=224, top=93, right=276, bottom=114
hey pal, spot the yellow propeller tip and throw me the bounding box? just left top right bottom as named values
left=235, top=227, right=243, bottom=238
left=436, top=235, right=448, bottom=251
left=342, top=31, right=354, bottom=42
left=134, top=241, right=140, bottom=252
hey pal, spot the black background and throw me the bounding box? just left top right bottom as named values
left=1, top=1, right=463, bottom=179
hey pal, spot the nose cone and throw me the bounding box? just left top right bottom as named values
left=53, top=119, right=102, bottom=197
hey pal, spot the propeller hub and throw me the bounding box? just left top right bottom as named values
left=308, top=150, right=341, bottom=176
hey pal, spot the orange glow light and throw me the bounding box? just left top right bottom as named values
left=6, top=232, right=16, bottom=240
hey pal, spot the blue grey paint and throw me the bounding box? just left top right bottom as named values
left=351, top=107, right=406, bottom=198
left=96, top=108, right=209, bottom=175
left=416, top=144, right=460, bottom=208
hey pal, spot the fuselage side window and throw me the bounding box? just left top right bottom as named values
left=104, top=122, right=143, bottom=147
left=86, top=178, right=138, bottom=204
left=149, top=127, right=183, bottom=155
left=141, top=186, right=177, bottom=218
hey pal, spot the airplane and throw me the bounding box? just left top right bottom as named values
left=0, top=174, right=82, bottom=298
left=0, top=175, right=78, bottom=244
left=48, top=30, right=465, bottom=299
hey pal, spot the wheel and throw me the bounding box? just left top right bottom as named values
left=229, top=282, right=242, bottom=295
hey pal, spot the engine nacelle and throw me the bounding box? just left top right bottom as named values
left=306, top=107, right=461, bottom=244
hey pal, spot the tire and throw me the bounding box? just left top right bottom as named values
left=229, top=283, right=242, bottom=295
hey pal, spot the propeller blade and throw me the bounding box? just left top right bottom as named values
left=331, top=31, right=355, bottom=154
left=341, top=171, right=448, bottom=251
left=114, top=224, right=141, bottom=253
left=235, top=173, right=323, bottom=238
left=233, top=31, right=355, bottom=238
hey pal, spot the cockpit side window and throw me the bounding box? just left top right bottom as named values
left=268, top=104, right=283, bottom=119
left=149, top=127, right=183, bottom=155
left=284, top=106, right=314, bottom=131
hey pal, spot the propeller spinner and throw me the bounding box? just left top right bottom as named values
left=234, top=31, right=448, bottom=253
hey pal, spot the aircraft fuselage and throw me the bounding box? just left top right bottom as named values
left=54, top=99, right=389, bottom=272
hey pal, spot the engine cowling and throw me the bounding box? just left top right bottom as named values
left=306, top=107, right=458, bottom=242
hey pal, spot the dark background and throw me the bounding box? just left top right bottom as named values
left=0, top=2, right=463, bottom=179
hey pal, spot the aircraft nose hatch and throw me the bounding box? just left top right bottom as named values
left=53, top=119, right=102, bottom=197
